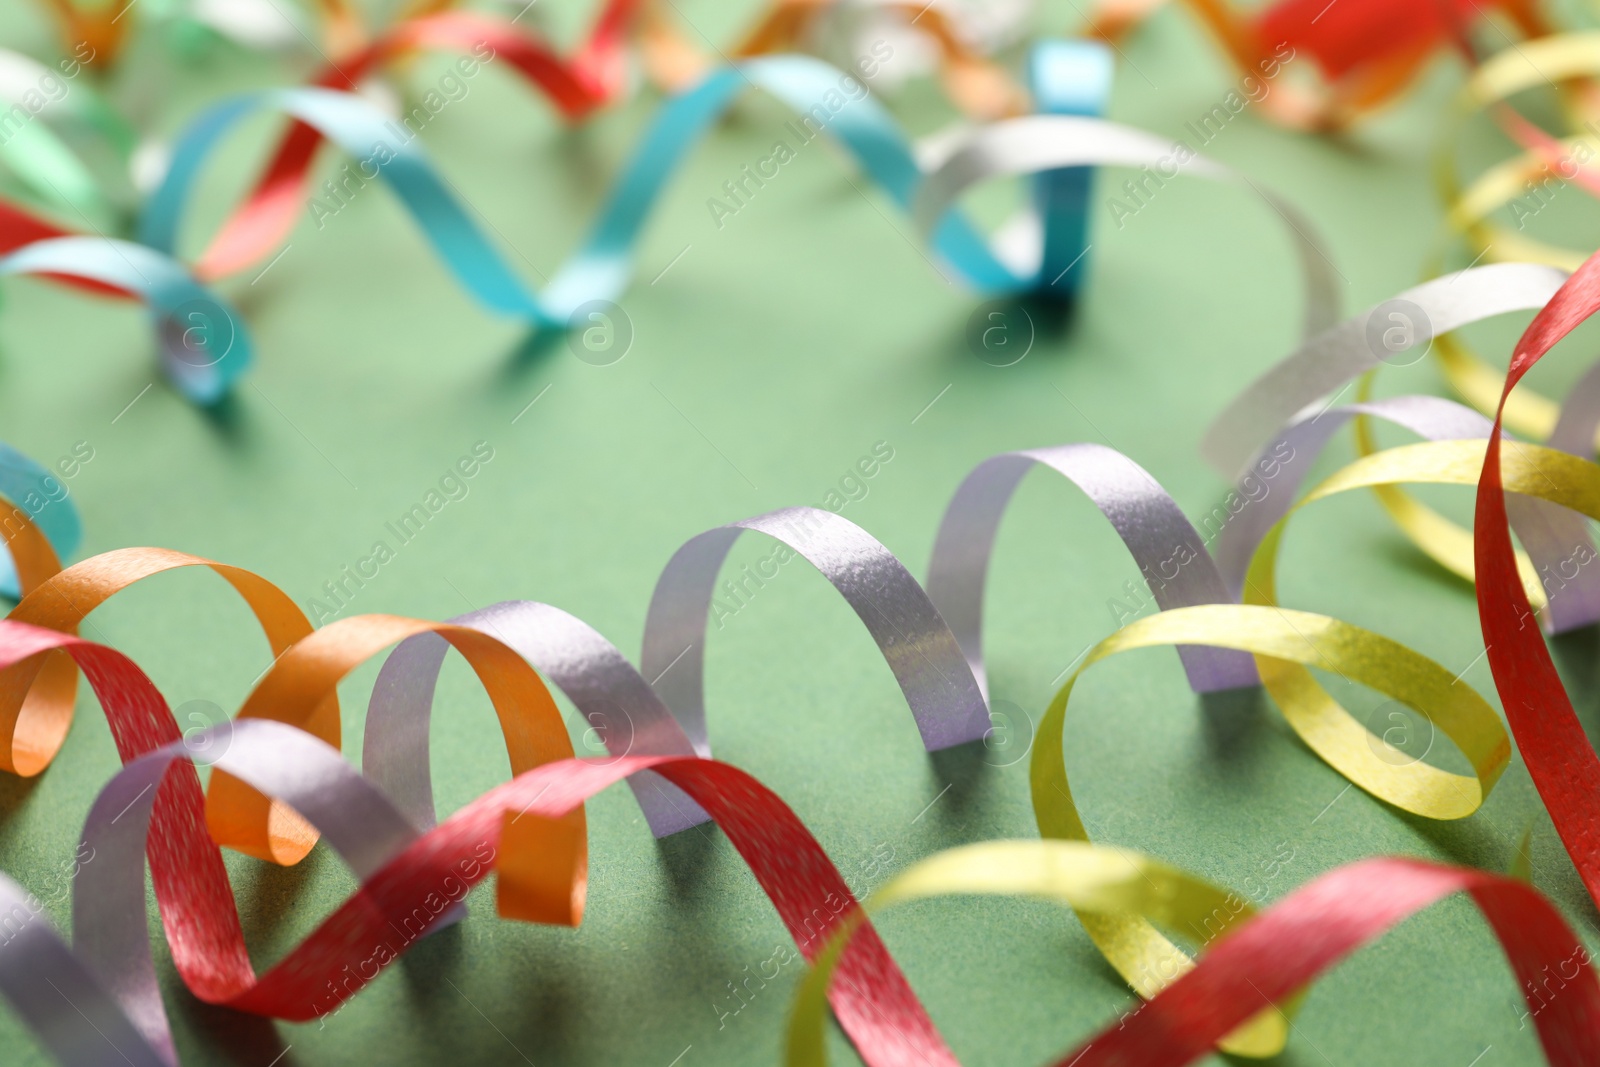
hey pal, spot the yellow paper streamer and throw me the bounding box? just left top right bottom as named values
left=782, top=584, right=1513, bottom=1063
left=1433, top=32, right=1600, bottom=439
left=1024, top=601, right=1508, bottom=1058
left=1350, top=374, right=1549, bottom=608
left=782, top=840, right=1288, bottom=1066
left=1242, top=436, right=1600, bottom=619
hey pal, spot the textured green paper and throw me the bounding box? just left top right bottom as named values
left=0, top=1, right=1593, bottom=1064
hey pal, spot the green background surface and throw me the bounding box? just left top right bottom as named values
left=0, top=1, right=1597, bottom=1065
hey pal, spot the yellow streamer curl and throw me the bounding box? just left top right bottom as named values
left=1243, top=436, right=1599, bottom=624
left=782, top=587, right=1512, bottom=1060
left=786, top=436, right=1548, bottom=1061
left=1433, top=32, right=1600, bottom=439
left=1351, top=374, right=1549, bottom=609
left=783, top=840, right=1271, bottom=1067
left=1027, top=601, right=1507, bottom=1057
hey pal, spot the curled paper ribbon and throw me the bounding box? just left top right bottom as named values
left=0, top=439, right=80, bottom=600
left=640, top=506, right=990, bottom=755
left=1, top=546, right=331, bottom=792
left=0, top=38, right=1109, bottom=401
left=1026, top=603, right=1510, bottom=1057
left=0, top=424, right=1520, bottom=1066
left=0, top=568, right=1552, bottom=1067
left=126, top=40, right=1329, bottom=375
left=1053, top=852, right=1600, bottom=1065
left=57, top=8, right=1072, bottom=290
left=1203, top=259, right=1600, bottom=631
left=139, top=44, right=1123, bottom=322
left=0, top=7, right=640, bottom=401
left=1222, top=385, right=1600, bottom=917
left=5, top=10, right=1595, bottom=1067
left=1204, top=260, right=1600, bottom=623
left=1202, top=296, right=1600, bottom=937
left=11, top=721, right=1600, bottom=1067
left=129, top=0, right=1061, bottom=235
left=0, top=504, right=1001, bottom=851
left=785, top=840, right=1600, bottom=1066
left=0, top=236, right=251, bottom=404
left=0, top=616, right=957, bottom=1067
left=0, top=440, right=1246, bottom=852
left=1472, top=247, right=1600, bottom=913
left=1441, top=34, right=1600, bottom=276
left=2, top=545, right=662, bottom=882
left=9, top=414, right=1430, bottom=843
left=1203, top=261, right=1565, bottom=478
left=924, top=442, right=1257, bottom=693
left=1435, top=34, right=1600, bottom=439
left=1215, top=390, right=1600, bottom=630
left=367, top=599, right=705, bottom=839
left=0, top=35, right=1338, bottom=402
left=209, top=611, right=590, bottom=883
left=181, top=8, right=640, bottom=282
left=0, top=7, right=638, bottom=269
left=910, top=110, right=1338, bottom=329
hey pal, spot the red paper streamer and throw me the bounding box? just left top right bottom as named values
left=1474, top=249, right=1600, bottom=907
left=0, top=616, right=955, bottom=1064
left=1064, top=856, right=1600, bottom=1065
left=14, top=593, right=1600, bottom=1065
left=1254, top=0, right=1482, bottom=79
left=194, top=7, right=638, bottom=282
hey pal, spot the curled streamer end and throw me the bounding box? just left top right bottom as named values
left=150, top=288, right=252, bottom=405
left=0, top=237, right=253, bottom=406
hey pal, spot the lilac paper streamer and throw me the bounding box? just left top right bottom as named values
left=1212, top=394, right=1600, bottom=633
left=0, top=874, right=168, bottom=1067
left=1548, top=354, right=1600, bottom=458
left=909, top=114, right=1340, bottom=335
left=925, top=443, right=1258, bottom=694
left=641, top=506, right=991, bottom=756
left=366, top=602, right=707, bottom=840
left=0, top=718, right=421, bottom=1067
left=371, top=446, right=1332, bottom=843
left=69, top=719, right=423, bottom=1061
left=1202, top=263, right=1569, bottom=478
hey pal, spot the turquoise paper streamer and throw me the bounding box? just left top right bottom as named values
left=0, top=236, right=252, bottom=403
left=0, top=43, right=1107, bottom=406
left=0, top=440, right=81, bottom=598
left=141, top=45, right=1111, bottom=328
left=1031, top=40, right=1113, bottom=295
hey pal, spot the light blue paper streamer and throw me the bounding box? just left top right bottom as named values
left=0, top=440, right=81, bottom=598
left=1030, top=40, right=1112, bottom=295
left=0, top=236, right=251, bottom=403
left=140, top=45, right=1112, bottom=331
